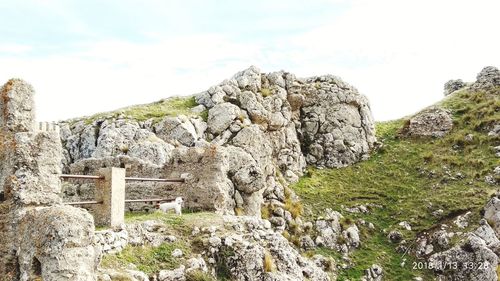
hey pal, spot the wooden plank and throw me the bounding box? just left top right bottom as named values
left=125, top=198, right=174, bottom=203
left=125, top=177, right=184, bottom=183
left=64, top=200, right=102, bottom=205
left=60, top=174, right=104, bottom=180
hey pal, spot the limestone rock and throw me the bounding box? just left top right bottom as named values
left=483, top=197, right=500, bottom=236
left=299, top=75, right=376, bottom=168
left=444, top=79, right=467, bottom=96
left=429, top=235, right=498, bottom=281
left=314, top=209, right=343, bottom=249
left=155, top=115, right=203, bottom=146
left=158, top=265, right=185, bottom=281
left=472, top=66, right=500, bottom=91
left=18, top=205, right=97, bottom=281
left=207, top=216, right=330, bottom=281
left=207, top=102, right=241, bottom=135
left=361, top=264, right=383, bottom=281
left=404, top=107, right=453, bottom=138
left=0, top=79, right=35, bottom=132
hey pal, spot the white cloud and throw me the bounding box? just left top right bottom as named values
left=0, top=35, right=265, bottom=122
left=0, top=0, right=499, bottom=122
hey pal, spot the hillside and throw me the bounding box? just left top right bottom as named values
left=63, top=67, right=498, bottom=281
left=2, top=66, right=498, bottom=281
left=293, top=86, right=500, bottom=279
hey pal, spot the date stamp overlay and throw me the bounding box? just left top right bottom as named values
left=411, top=261, right=491, bottom=272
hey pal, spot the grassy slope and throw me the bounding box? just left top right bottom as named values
left=70, top=95, right=205, bottom=125
left=292, top=88, right=499, bottom=280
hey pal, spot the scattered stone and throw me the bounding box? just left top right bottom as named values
left=454, top=211, right=472, bottom=228
left=429, top=235, right=498, bottom=281
left=388, top=231, right=403, bottom=243
left=444, top=79, right=467, bottom=96
left=398, top=221, right=412, bottom=231
left=158, top=265, right=186, bottom=281
left=472, top=66, right=500, bottom=91
left=361, top=264, right=383, bottom=281
left=403, top=107, right=453, bottom=138
left=172, top=248, right=183, bottom=258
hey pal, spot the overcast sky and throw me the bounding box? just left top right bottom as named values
left=0, top=0, right=499, bottom=122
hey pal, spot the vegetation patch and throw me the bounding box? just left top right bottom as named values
left=80, top=96, right=199, bottom=124
left=291, top=88, right=499, bottom=280
left=100, top=241, right=190, bottom=274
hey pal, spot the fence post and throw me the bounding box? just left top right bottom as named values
left=94, top=167, right=125, bottom=227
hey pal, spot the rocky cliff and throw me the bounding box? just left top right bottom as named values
left=59, top=66, right=376, bottom=219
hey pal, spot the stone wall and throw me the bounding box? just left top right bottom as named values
left=0, top=79, right=97, bottom=280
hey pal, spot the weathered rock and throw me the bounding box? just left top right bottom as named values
left=158, top=265, right=185, bottom=281
left=60, top=66, right=376, bottom=218
left=429, top=235, right=498, bottom=281
left=205, top=216, right=330, bottom=281
left=18, top=206, right=97, bottom=281
left=155, top=115, right=203, bottom=146
left=484, top=197, right=500, bottom=236
left=472, top=66, right=500, bottom=91
left=314, top=209, right=343, bottom=250
left=0, top=78, right=97, bottom=280
left=0, top=79, right=35, bottom=132
left=207, top=103, right=241, bottom=135
left=404, top=107, right=453, bottom=138
left=444, top=79, right=467, bottom=96
left=299, top=75, right=376, bottom=168
left=361, top=264, right=383, bottom=281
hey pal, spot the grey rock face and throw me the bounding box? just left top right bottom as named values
left=298, top=75, right=376, bottom=167
left=60, top=66, right=376, bottom=218
left=429, top=235, right=498, bottom=281
left=314, top=209, right=343, bottom=249
left=206, top=216, right=331, bottom=281
left=444, top=79, right=467, bottom=96
left=361, top=264, right=383, bottom=281
left=18, top=206, right=97, bottom=281
left=472, top=66, right=500, bottom=91
left=155, top=115, right=201, bottom=146
left=0, top=79, right=35, bottom=132
left=484, top=197, right=500, bottom=236
left=0, top=79, right=97, bottom=280
left=404, top=107, right=453, bottom=138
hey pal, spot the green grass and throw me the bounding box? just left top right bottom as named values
left=100, top=211, right=223, bottom=276
left=100, top=241, right=190, bottom=274
left=81, top=96, right=199, bottom=124
left=291, top=88, right=499, bottom=280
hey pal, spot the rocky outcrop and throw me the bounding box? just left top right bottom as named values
left=419, top=197, right=500, bottom=281
left=200, top=215, right=333, bottom=281
left=472, top=66, right=500, bottom=92
left=403, top=107, right=453, bottom=138
left=0, top=79, right=97, bottom=280
left=429, top=234, right=498, bottom=281
left=59, top=66, right=376, bottom=217
left=444, top=79, right=467, bottom=96
left=297, top=76, right=376, bottom=167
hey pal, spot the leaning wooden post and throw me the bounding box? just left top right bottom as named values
left=94, top=167, right=125, bottom=227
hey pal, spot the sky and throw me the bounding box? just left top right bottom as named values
left=0, top=0, right=499, bottom=122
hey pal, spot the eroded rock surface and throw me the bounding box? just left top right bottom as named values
left=60, top=66, right=376, bottom=218
left=0, top=79, right=97, bottom=280
left=403, top=107, right=453, bottom=138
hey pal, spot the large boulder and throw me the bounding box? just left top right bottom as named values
left=472, top=66, right=500, bottom=91
left=484, top=197, right=500, bottom=237
left=206, top=216, right=331, bottom=281
left=298, top=75, right=376, bottom=167
left=403, top=107, right=453, bottom=138
left=428, top=235, right=498, bottom=281
left=444, top=79, right=467, bottom=96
